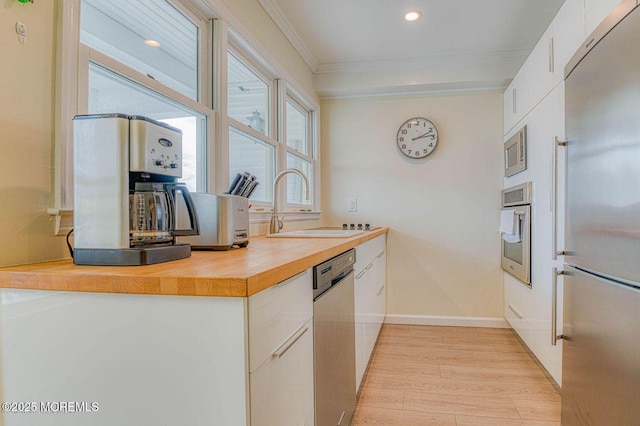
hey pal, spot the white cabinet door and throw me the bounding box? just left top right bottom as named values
left=526, top=90, right=556, bottom=378
left=370, top=248, right=386, bottom=347
left=248, top=269, right=313, bottom=372
left=504, top=273, right=533, bottom=347
left=585, top=0, right=623, bottom=36
left=354, top=235, right=387, bottom=391
left=354, top=264, right=368, bottom=391
left=553, top=0, right=587, bottom=85
left=249, top=319, right=314, bottom=426
left=0, top=289, right=249, bottom=426
left=528, top=26, right=555, bottom=109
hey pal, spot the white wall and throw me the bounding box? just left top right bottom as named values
left=0, top=2, right=68, bottom=267
left=321, top=92, right=504, bottom=319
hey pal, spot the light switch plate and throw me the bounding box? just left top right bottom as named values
left=347, top=198, right=357, bottom=212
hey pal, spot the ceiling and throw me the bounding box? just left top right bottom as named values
left=258, top=0, right=566, bottom=97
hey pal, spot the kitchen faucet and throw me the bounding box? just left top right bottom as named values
left=270, top=168, right=310, bottom=234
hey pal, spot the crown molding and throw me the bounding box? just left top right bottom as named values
left=316, top=49, right=531, bottom=75
left=258, top=0, right=320, bottom=72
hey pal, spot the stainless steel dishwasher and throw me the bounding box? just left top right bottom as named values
left=313, top=249, right=356, bottom=426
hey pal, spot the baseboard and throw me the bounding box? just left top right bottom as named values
left=384, top=314, right=509, bottom=328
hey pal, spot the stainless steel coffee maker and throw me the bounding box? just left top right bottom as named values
left=73, top=114, right=199, bottom=265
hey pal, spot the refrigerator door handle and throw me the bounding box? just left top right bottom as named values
left=552, top=267, right=569, bottom=346
left=552, top=137, right=568, bottom=260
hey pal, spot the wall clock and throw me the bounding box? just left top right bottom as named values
left=396, top=117, right=439, bottom=159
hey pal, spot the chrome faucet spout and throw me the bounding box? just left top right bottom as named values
left=270, top=168, right=310, bottom=234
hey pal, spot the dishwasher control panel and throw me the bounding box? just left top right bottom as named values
left=313, top=249, right=355, bottom=300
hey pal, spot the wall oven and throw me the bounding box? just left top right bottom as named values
left=501, top=182, right=532, bottom=286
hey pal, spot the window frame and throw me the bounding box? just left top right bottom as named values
left=226, top=45, right=279, bottom=208
left=284, top=93, right=315, bottom=209
left=225, top=41, right=320, bottom=215
left=55, top=0, right=213, bottom=211
left=54, top=0, right=321, bottom=233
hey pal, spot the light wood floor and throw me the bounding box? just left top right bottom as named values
left=353, top=324, right=561, bottom=425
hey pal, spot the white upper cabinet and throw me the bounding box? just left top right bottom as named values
left=553, top=0, right=587, bottom=84
left=504, top=26, right=553, bottom=135
left=585, top=0, right=625, bottom=36
left=527, top=25, right=555, bottom=112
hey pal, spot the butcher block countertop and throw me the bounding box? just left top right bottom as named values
left=0, top=228, right=387, bottom=297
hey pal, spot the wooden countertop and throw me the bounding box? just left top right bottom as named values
left=0, top=228, right=387, bottom=297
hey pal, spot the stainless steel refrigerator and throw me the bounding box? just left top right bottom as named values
left=562, top=0, right=640, bottom=424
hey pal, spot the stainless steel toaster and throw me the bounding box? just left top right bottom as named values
left=179, top=193, right=249, bottom=250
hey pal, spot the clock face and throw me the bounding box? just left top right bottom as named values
left=396, top=117, right=439, bottom=159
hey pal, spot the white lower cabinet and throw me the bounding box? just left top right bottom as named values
left=249, top=319, right=314, bottom=426
left=248, top=270, right=314, bottom=425
left=504, top=273, right=532, bottom=348
left=0, top=269, right=315, bottom=426
left=354, top=235, right=387, bottom=392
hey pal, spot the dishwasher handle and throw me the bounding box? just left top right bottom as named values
left=331, top=269, right=353, bottom=286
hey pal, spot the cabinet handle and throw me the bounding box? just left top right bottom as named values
left=276, top=270, right=308, bottom=288
left=376, top=285, right=385, bottom=296
left=552, top=268, right=568, bottom=346
left=512, top=88, right=517, bottom=114
left=356, top=269, right=366, bottom=279
left=548, top=37, right=554, bottom=73
left=508, top=304, right=523, bottom=319
left=376, top=251, right=385, bottom=259
left=365, top=263, right=374, bottom=271
left=552, top=137, right=568, bottom=260
left=272, top=325, right=308, bottom=359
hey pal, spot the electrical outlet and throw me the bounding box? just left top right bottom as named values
left=347, top=198, right=357, bottom=212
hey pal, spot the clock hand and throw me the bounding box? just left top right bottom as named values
left=412, top=132, right=435, bottom=141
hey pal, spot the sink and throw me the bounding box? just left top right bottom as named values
left=266, top=229, right=365, bottom=238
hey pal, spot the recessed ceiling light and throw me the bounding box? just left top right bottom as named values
left=144, top=40, right=161, bottom=47
left=404, top=10, right=422, bottom=22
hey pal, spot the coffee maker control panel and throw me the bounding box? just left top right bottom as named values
left=129, top=116, right=183, bottom=178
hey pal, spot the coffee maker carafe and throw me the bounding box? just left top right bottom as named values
left=73, top=114, right=199, bottom=265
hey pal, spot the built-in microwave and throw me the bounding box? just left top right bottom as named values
left=504, top=125, right=527, bottom=177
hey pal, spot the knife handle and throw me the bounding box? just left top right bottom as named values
left=226, top=173, right=242, bottom=194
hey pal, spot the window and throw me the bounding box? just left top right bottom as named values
left=86, top=63, right=207, bottom=191
left=227, top=52, right=270, bottom=136
left=56, top=0, right=211, bottom=207
left=226, top=49, right=277, bottom=204
left=80, top=0, right=199, bottom=101
left=226, top=48, right=317, bottom=212
left=285, top=97, right=313, bottom=206
left=57, top=0, right=319, bottom=221
left=228, top=126, right=275, bottom=202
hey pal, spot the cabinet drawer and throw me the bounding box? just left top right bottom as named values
left=370, top=235, right=386, bottom=259
left=248, top=269, right=313, bottom=372
left=504, top=273, right=532, bottom=346
left=249, top=319, right=314, bottom=426
left=355, top=235, right=386, bottom=274
left=354, top=239, right=374, bottom=274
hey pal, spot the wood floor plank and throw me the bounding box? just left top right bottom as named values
left=403, top=391, right=521, bottom=419
left=440, top=364, right=551, bottom=384
left=357, top=386, right=404, bottom=410
left=365, top=374, right=559, bottom=400
left=352, top=406, right=457, bottom=425
left=513, top=397, right=562, bottom=421
left=456, top=415, right=561, bottom=426
left=355, top=324, right=561, bottom=423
